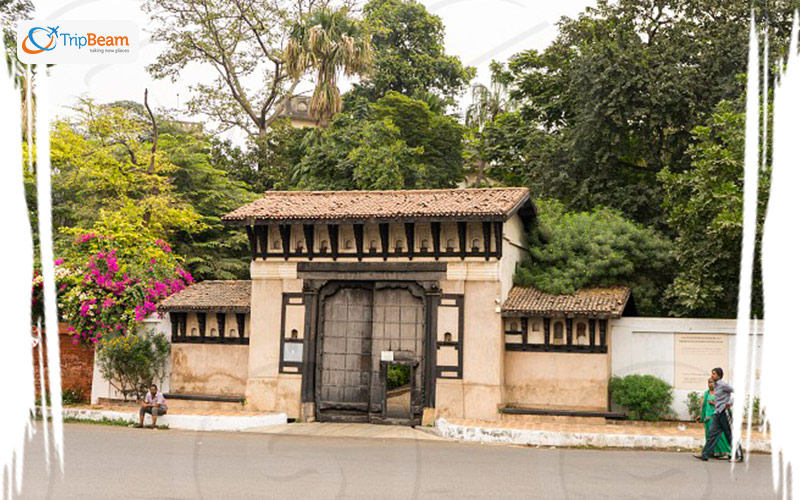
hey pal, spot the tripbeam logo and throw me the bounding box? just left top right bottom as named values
left=21, top=26, right=60, bottom=54
left=17, top=20, right=139, bottom=64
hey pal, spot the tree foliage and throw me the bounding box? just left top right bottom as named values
left=659, top=100, right=770, bottom=318
left=143, top=0, right=356, bottom=137
left=50, top=99, right=203, bottom=243
left=46, top=230, right=193, bottom=344
left=491, top=0, right=797, bottom=226
left=351, top=0, right=475, bottom=110
left=286, top=6, right=373, bottom=125
left=96, top=331, right=171, bottom=401
left=292, top=92, right=463, bottom=190
left=49, top=99, right=258, bottom=280
left=515, top=199, right=674, bottom=315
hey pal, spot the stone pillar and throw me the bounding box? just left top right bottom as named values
left=245, top=261, right=299, bottom=415
left=454, top=262, right=504, bottom=421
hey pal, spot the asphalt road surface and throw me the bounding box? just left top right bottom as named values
left=16, top=423, right=779, bottom=500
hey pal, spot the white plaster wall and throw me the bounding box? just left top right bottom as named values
left=499, top=213, right=527, bottom=301
left=610, top=317, right=763, bottom=420
left=90, top=314, right=172, bottom=403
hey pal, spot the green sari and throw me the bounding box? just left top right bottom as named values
left=701, top=389, right=731, bottom=455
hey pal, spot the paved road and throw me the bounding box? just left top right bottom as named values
left=17, top=423, right=778, bottom=500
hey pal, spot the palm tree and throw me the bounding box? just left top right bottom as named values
left=463, top=76, right=517, bottom=187
left=285, top=7, right=373, bottom=126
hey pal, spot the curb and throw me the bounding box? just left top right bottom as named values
left=58, top=408, right=288, bottom=431
left=434, top=419, right=771, bottom=453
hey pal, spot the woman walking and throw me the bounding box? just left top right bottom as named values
left=699, top=377, right=731, bottom=459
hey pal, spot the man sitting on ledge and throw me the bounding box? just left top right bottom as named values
left=136, top=384, right=168, bottom=428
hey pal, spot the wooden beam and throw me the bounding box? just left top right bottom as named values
left=216, top=313, right=226, bottom=338
left=197, top=312, right=206, bottom=338
left=169, top=312, right=179, bottom=340
left=566, top=318, right=573, bottom=346
left=379, top=223, right=390, bottom=261
left=405, top=223, right=415, bottom=260
left=543, top=317, right=550, bottom=346
left=457, top=222, right=467, bottom=260
left=482, top=221, right=492, bottom=261
left=245, top=226, right=257, bottom=259
left=327, top=224, right=339, bottom=261
left=494, top=221, right=503, bottom=259
left=303, top=224, right=315, bottom=260
left=236, top=313, right=246, bottom=338
left=431, top=222, right=441, bottom=260
left=354, top=224, right=364, bottom=261
left=521, top=317, right=528, bottom=345
left=257, top=226, right=269, bottom=257
left=599, top=319, right=607, bottom=346
left=279, top=225, right=291, bottom=260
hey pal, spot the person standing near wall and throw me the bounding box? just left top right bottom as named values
left=694, top=368, right=743, bottom=462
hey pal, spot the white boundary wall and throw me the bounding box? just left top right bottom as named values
left=610, top=317, right=763, bottom=420
left=90, top=314, right=172, bottom=404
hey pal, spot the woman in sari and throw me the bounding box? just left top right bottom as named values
left=699, top=377, right=731, bottom=459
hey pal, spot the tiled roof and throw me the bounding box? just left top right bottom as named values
left=221, top=188, right=532, bottom=223
left=502, top=286, right=631, bottom=318
left=157, top=281, right=251, bottom=313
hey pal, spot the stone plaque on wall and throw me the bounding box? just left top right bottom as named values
left=674, top=334, right=729, bottom=390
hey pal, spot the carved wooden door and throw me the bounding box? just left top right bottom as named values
left=317, top=286, right=373, bottom=418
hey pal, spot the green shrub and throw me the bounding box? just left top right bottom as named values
left=610, top=374, right=675, bottom=421
left=685, top=391, right=703, bottom=421
left=96, top=330, right=170, bottom=401
left=62, top=388, right=88, bottom=406
left=35, top=388, right=89, bottom=407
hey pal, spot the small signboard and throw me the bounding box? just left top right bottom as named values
left=381, top=350, right=394, bottom=362
left=283, top=342, right=303, bottom=363
left=674, top=334, right=729, bottom=390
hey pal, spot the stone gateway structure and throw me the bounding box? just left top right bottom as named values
left=156, top=188, right=640, bottom=424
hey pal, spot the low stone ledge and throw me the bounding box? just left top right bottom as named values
left=54, top=408, right=287, bottom=432
left=435, top=418, right=771, bottom=453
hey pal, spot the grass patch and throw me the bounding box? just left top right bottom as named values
left=36, top=415, right=169, bottom=430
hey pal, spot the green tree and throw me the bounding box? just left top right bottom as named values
left=493, top=0, right=797, bottom=226
left=2, top=0, right=34, bottom=139
left=515, top=199, right=674, bottom=315
left=286, top=6, right=373, bottom=125
left=292, top=91, right=463, bottom=190
left=209, top=120, right=309, bottom=194
left=351, top=0, right=474, bottom=110
left=143, top=0, right=356, bottom=138
left=156, top=124, right=259, bottom=280
left=659, top=100, right=770, bottom=318
left=50, top=99, right=203, bottom=245
left=49, top=99, right=259, bottom=280
left=464, top=67, right=518, bottom=186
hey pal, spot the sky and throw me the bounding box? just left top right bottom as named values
left=34, top=0, right=597, bottom=141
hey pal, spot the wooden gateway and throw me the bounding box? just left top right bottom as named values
left=158, top=188, right=635, bottom=424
